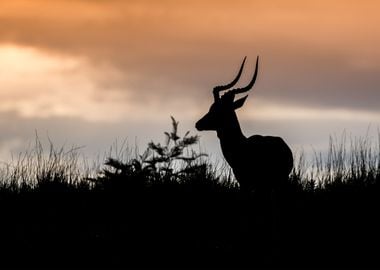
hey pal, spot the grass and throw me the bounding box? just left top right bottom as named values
left=291, top=133, right=380, bottom=192
left=2, top=119, right=380, bottom=194
left=0, top=118, right=379, bottom=267
left=0, top=135, right=93, bottom=193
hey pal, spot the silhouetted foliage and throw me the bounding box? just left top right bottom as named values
left=0, top=118, right=379, bottom=268
left=90, top=117, right=229, bottom=193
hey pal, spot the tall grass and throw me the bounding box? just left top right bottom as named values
left=1, top=119, right=380, bottom=193
left=291, top=132, right=380, bottom=192
left=0, top=135, right=94, bottom=192
left=0, top=118, right=237, bottom=193
left=0, top=119, right=379, bottom=267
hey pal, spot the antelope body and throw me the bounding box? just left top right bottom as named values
left=196, top=57, right=293, bottom=192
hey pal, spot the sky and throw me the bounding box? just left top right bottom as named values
left=1, top=0, right=380, bottom=165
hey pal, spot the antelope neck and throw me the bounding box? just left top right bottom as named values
left=216, top=112, right=245, bottom=142
left=217, top=114, right=245, bottom=168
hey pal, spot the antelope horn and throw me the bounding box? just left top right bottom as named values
left=213, top=56, right=247, bottom=100
left=231, top=56, right=259, bottom=95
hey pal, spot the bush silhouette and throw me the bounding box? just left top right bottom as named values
left=0, top=118, right=379, bottom=268
left=90, top=116, right=236, bottom=194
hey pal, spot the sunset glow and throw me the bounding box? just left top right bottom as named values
left=1, top=0, right=380, bottom=162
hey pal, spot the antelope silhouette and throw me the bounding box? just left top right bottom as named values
left=196, top=57, right=293, bottom=192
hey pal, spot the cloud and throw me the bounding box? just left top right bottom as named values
left=1, top=0, right=380, bottom=113
left=0, top=44, right=202, bottom=123
left=1, top=43, right=380, bottom=163
left=1, top=0, right=380, bottom=163
left=0, top=45, right=126, bottom=121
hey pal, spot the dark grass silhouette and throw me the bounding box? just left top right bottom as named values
left=0, top=118, right=379, bottom=268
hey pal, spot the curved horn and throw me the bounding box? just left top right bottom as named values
left=231, top=56, right=259, bottom=95
left=213, top=56, right=246, bottom=100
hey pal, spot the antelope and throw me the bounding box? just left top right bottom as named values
left=195, top=57, right=293, bottom=193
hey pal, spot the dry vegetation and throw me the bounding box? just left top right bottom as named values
left=0, top=118, right=379, bottom=267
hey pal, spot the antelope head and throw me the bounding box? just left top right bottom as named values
left=195, top=56, right=259, bottom=131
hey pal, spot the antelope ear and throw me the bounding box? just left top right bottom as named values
left=233, top=95, right=248, bottom=110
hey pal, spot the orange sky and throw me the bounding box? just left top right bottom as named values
left=1, top=0, right=380, bottom=162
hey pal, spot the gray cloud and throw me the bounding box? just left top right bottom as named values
left=0, top=110, right=205, bottom=163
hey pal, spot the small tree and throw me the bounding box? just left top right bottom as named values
left=144, top=116, right=207, bottom=182
left=95, top=116, right=207, bottom=190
